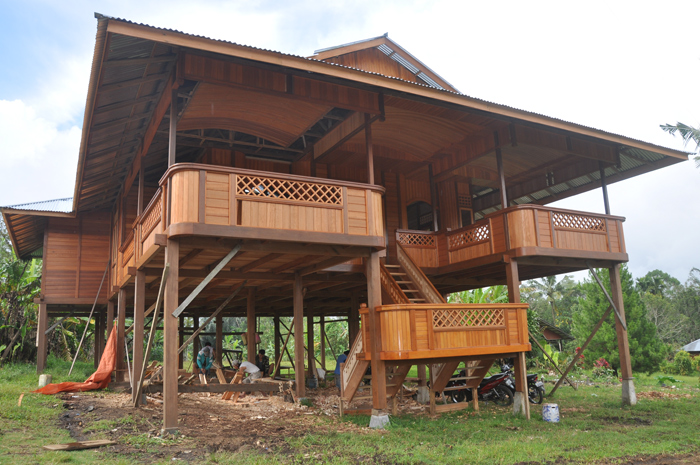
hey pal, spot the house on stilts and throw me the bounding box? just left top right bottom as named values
left=1, top=15, right=688, bottom=430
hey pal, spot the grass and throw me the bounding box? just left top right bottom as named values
left=0, top=358, right=698, bottom=464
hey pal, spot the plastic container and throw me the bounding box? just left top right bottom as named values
left=542, top=403, right=560, bottom=423
left=306, top=377, right=318, bottom=389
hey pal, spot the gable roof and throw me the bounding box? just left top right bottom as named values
left=310, top=34, right=460, bottom=93
left=681, top=338, right=700, bottom=353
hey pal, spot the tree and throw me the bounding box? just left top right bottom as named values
left=637, top=270, right=686, bottom=345
left=660, top=122, right=700, bottom=167
left=572, top=265, right=666, bottom=374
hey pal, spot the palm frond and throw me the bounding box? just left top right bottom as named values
left=660, top=122, right=700, bottom=152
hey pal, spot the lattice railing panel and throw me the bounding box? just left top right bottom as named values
left=448, top=224, right=490, bottom=249
left=122, top=237, right=134, bottom=263
left=552, top=212, right=606, bottom=232
left=236, top=175, right=343, bottom=205
left=433, top=307, right=505, bottom=328
left=397, top=232, right=436, bottom=248
left=141, top=195, right=162, bottom=238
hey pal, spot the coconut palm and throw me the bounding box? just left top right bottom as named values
left=660, top=122, right=700, bottom=167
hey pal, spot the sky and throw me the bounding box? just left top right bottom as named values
left=1, top=0, right=698, bottom=283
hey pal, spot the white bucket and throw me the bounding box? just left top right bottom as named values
left=542, top=403, right=560, bottom=423
left=38, top=374, right=52, bottom=388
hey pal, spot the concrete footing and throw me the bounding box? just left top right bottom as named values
left=416, top=386, right=429, bottom=404
left=621, top=379, right=637, bottom=406
left=512, top=391, right=527, bottom=416
left=369, top=409, right=390, bottom=429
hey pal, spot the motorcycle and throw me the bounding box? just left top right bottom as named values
left=445, top=368, right=514, bottom=407
left=502, top=364, right=545, bottom=404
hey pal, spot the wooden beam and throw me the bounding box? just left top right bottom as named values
left=238, top=253, right=282, bottom=273
left=177, top=283, right=246, bottom=355
left=133, top=264, right=169, bottom=408
left=163, top=240, right=179, bottom=431
left=172, top=244, right=243, bottom=318
left=366, top=251, right=386, bottom=410
left=294, top=273, right=305, bottom=398
left=132, top=270, right=146, bottom=405
left=247, top=287, right=256, bottom=362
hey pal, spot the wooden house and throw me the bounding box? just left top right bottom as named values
left=2, top=16, right=688, bottom=429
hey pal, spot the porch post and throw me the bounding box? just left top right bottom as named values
left=215, top=315, right=223, bottom=366
left=178, top=316, right=184, bottom=369
left=506, top=257, right=530, bottom=419
left=36, top=303, right=48, bottom=373
left=599, top=161, right=611, bottom=215
left=307, top=307, right=315, bottom=380
left=274, top=314, right=281, bottom=370
left=416, top=364, right=429, bottom=404
left=94, top=310, right=103, bottom=368
left=320, top=315, right=326, bottom=370
left=294, top=272, right=305, bottom=398
left=367, top=251, right=387, bottom=411
left=365, top=113, right=375, bottom=185
left=163, top=238, right=179, bottom=433
left=349, top=293, right=359, bottom=347
left=247, top=287, right=256, bottom=362
left=192, top=317, right=200, bottom=374
left=132, top=270, right=146, bottom=404
left=610, top=264, right=636, bottom=405
left=116, top=288, right=126, bottom=382
left=106, top=300, right=115, bottom=341
left=495, top=133, right=508, bottom=209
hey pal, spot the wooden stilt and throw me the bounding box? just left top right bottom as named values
left=37, top=303, right=48, bottom=373
left=178, top=316, right=184, bottom=369
left=247, top=287, right=256, bottom=362
left=192, top=317, right=200, bottom=374
left=274, top=315, right=281, bottom=371
left=609, top=263, right=636, bottom=405
left=272, top=320, right=294, bottom=378
left=132, top=270, right=146, bottom=404
left=366, top=251, right=386, bottom=410
left=215, top=315, right=223, bottom=366
left=307, top=307, right=315, bottom=379
left=294, top=273, right=305, bottom=398
left=506, top=257, right=529, bottom=419
left=106, top=300, right=115, bottom=341
left=163, top=238, right=179, bottom=432
left=116, top=288, right=126, bottom=382
left=320, top=315, right=326, bottom=370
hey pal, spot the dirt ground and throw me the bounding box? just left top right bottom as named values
left=58, top=385, right=391, bottom=462
left=56, top=386, right=699, bottom=464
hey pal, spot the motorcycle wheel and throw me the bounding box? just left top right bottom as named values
left=528, top=386, right=544, bottom=404
left=450, top=390, right=467, bottom=403
left=493, top=385, right=514, bottom=407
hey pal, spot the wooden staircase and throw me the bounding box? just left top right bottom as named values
left=340, top=244, right=498, bottom=412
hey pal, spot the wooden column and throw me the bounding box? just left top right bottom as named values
left=293, top=273, right=305, bottom=397
left=506, top=257, right=529, bottom=419
left=192, top=317, right=200, bottom=374
left=36, top=303, right=48, bottom=373
left=274, top=315, right=281, bottom=368
left=247, top=287, right=256, bottom=362
left=178, top=316, right=184, bottom=369
left=428, top=165, right=439, bottom=231
left=307, top=308, right=315, bottom=378
left=495, top=134, right=508, bottom=209
left=365, top=113, right=375, bottom=185
left=163, top=238, right=179, bottom=432
left=215, top=315, right=223, bottom=366
left=609, top=264, right=636, bottom=405
left=106, top=300, right=115, bottom=345
left=132, top=270, right=146, bottom=404
left=320, top=316, right=326, bottom=370
left=116, top=289, right=126, bottom=382
left=599, top=161, right=611, bottom=215
left=94, top=311, right=103, bottom=368
left=366, top=251, right=386, bottom=410
left=349, top=293, right=359, bottom=348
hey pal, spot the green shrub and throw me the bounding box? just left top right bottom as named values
left=691, top=355, right=700, bottom=373
left=673, top=350, right=693, bottom=376
left=660, top=359, right=676, bottom=375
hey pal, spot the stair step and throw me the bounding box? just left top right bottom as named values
left=384, top=265, right=400, bottom=268
left=410, top=299, right=426, bottom=302
left=395, top=281, right=412, bottom=284
left=403, top=290, right=420, bottom=293
left=390, top=272, right=407, bottom=276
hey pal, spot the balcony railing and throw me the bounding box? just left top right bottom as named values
left=359, top=303, right=530, bottom=360
left=396, top=205, right=626, bottom=269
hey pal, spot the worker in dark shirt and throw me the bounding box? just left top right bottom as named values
left=255, top=349, right=270, bottom=377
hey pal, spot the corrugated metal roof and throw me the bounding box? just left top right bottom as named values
left=681, top=338, right=700, bottom=353
left=93, top=14, right=691, bottom=156
left=4, top=198, right=73, bottom=213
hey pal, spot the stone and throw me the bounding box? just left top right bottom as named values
left=369, top=414, right=390, bottom=429
left=621, top=379, right=637, bottom=406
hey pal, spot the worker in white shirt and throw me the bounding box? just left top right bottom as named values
left=232, top=359, right=264, bottom=398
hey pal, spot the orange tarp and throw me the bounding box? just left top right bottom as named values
left=34, top=325, right=117, bottom=395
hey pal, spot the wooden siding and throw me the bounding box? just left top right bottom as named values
left=44, top=211, right=110, bottom=301
left=360, top=303, right=530, bottom=360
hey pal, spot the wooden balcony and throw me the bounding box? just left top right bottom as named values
left=397, top=205, right=627, bottom=273
left=358, top=303, right=530, bottom=361
left=113, top=163, right=385, bottom=287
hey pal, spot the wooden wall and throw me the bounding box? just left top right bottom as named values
left=43, top=211, right=110, bottom=301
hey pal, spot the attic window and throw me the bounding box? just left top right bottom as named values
left=391, top=54, right=420, bottom=74
left=417, top=73, right=444, bottom=90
